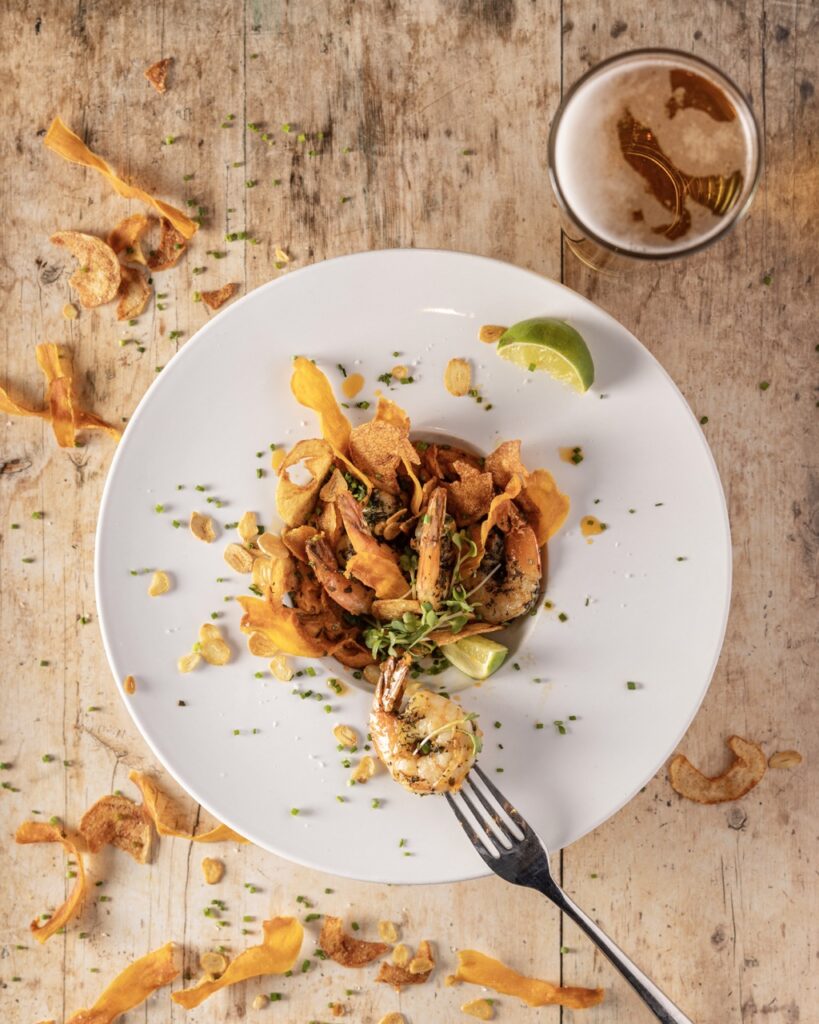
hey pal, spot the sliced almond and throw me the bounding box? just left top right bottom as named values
left=190, top=511, right=216, bottom=543
left=378, top=920, right=398, bottom=943
left=251, top=556, right=274, bottom=590
left=269, top=653, right=293, bottom=681
left=333, top=724, right=359, bottom=749
left=461, top=997, right=495, bottom=1020
left=147, top=570, right=171, bottom=596
left=478, top=324, right=506, bottom=344
left=444, top=358, right=471, bottom=397
left=198, top=623, right=230, bottom=666
left=768, top=750, right=802, bottom=769
left=224, top=542, right=255, bottom=573
left=199, top=950, right=228, bottom=978
left=409, top=954, right=434, bottom=974
left=391, top=943, right=410, bottom=967
left=237, top=510, right=258, bottom=544
left=362, top=664, right=381, bottom=685
left=123, top=674, right=137, bottom=695
left=248, top=631, right=279, bottom=658
left=257, top=532, right=287, bottom=558
left=274, top=246, right=290, bottom=265
left=201, top=856, right=224, bottom=884
left=350, top=755, right=376, bottom=784
left=177, top=651, right=201, bottom=673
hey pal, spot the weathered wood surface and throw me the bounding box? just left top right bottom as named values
left=1, top=1, right=816, bottom=1022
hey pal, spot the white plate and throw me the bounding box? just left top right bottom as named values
left=96, top=249, right=730, bottom=884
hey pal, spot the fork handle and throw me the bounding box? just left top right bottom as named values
left=540, top=880, right=695, bottom=1023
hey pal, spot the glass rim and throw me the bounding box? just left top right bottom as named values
left=547, top=47, right=764, bottom=262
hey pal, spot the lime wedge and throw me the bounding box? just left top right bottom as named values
left=497, top=317, right=594, bottom=393
left=439, top=636, right=508, bottom=680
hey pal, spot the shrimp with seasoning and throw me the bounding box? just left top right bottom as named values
left=469, top=507, right=542, bottom=624
left=413, top=487, right=454, bottom=610
left=305, top=533, right=373, bottom=615
left=369, top=655, right=481, bottom=794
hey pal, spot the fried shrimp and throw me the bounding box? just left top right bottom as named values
left=414, top=487, right=453, bottom=610
left=470, top=515, right=542, bottom=624
left=305, top=533, right=374, bottom=614
left=369, top=655, right=481, bottom=793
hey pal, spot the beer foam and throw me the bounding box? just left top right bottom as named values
left=552, top=55, right=758, bottom=255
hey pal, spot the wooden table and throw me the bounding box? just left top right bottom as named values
left=2, top=2, right=816, bottom=1021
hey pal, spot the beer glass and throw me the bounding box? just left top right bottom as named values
left=548, top=49, right=762, bottom=270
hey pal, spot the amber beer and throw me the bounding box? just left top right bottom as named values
left=548, top=50, right=762, bottom=269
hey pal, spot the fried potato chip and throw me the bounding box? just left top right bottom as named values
left=116, top=264, right=151, bottom=321
left=377, top=940, right=435, bottom=989
left=478, top=324, right=506, bottom=344
left=447, top=462, right=495, bottom=525
left=281, top=524, right=318, bottom=562
left=201, top=282, right=238, bottom=311
left=147, top=216, right=187, bottom=271
left=65, top=942, right=178, bottom=1024
left=237, top=595, right=328, bottom=658
left=224, top=542, right=255, bottom=573
left=484, top=440, right=528, bottom=490
left=198, top=622, right=231, bottom=665
left=45, top=118, right=198, bottom=238
left=190, top=510, right=216, bottom=543
left=50, top=231, right=121, bottom=308
left=128, top=770, right=248, bottom=843
left=346, top=552, right=409, bottom=601
left=669, top=735, right=767, bottom=804
left=374, top=395, right=411, bottom=434
left=518, top=468, right=570, bottom=545
left=451, top=950, right=604, bottom=1009
left=201, top=857, right=224, bottom=884
left=276, top=439, right=335, bottom=527
left=147, top=570, right=170, bottom=596
left=172, top=917, right=303, bottom=1008
left=444, top=358, right=471, bottom=397
left=291, top=357, right=351, bottom=453
left=349, top=421, right=419, bottom=496
left=79, top=794, right=153, bottom=863
left=15, top=821, right=87, bottom=943
left=319, top=916, right=390, bottom=967
left=107, top=213, right=150, bottom=265
left=371, top=598, right=421, bottom=620
left=0, top=343, right=121, bottom=448
left=144, top=57, right=173, bottom=93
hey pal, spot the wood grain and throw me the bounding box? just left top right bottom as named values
left=1, top=1, right=815, bottom=1022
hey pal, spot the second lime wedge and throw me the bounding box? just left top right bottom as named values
left=439, top=636, right=509, bottom=680
left=497, top=317, right=594, bottom=393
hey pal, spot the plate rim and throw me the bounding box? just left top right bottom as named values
left=94, top=247, right=732, bottom=884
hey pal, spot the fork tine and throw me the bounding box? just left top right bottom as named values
left=460, top=781, right=515, bottom=847
left=464, top=778, right=515, bottom=843
left=445, top=793, right=498, bottom=860
left=472, top=765, right=531, bottom=835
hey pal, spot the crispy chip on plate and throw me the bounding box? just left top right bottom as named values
left=484, top=440, right=528, bottom=489
left=446, top=461, right=495, bottom=525
left=451, top=949, right=604, bottom=1008
left=201, top=282, right=239, bottom=311
left=50, top=231, right=121, bottom=308
left=519, top=468, right=570, bottom=545
left=376, top=939, right=435, bottom=989
left=146, top=216, right=188, bottom=271
left=14, top=821, right=87, bottom=943
left=349, top=420, right=419, bottom=496
left=319, top=916, right=390, bottom=967
left=144, top=57, right=173, bottom=93
left=79, top=794, right=152, bottom=863
left=290, top=356, right=351, bottom=453
left=116, top=265, right=151, bottom=321
left=276, top=438, right=335, bottom=527
left=669, top=735, right=767, bottom=804
left=107, top=214, right=150, bottom=264
left=237, top=595, right=327, bottom=658
left=45, top=117, right=197, bottom=238
left=128, top=770, right=248, bottom=843
left=444, top=357, right=472, bottom=396
left=172, top=917, right=303, bottom=1008
left=374, top=395, right=411, bottom=434
left=65, top=942, right=178, bottom=1024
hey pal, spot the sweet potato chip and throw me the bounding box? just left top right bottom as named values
left=447, top=462, right=495, bottom=525
left=50, top=231, right=121, bottom=308
left=372, top=598, right=421, bottom=620
left=669, top=735, right=767, bottom=804
left=374, top=395, right=411, bottom=434
left=45, top=117, right=197, bottom=238
left=116, top=265, right=151, bottom=321
left=144, top=57, right=173, bottom=93
left=281, top=524, right=318, bottom=562
left=431, top=622, right=502, bottom=645
left=479, top=474, right=523, bottom=551
left=237, top=595, right=328, bottom=658
left=320, top=916, right=390, bottom=967
left=201, top=282, right=238, bottom=311
left=276, top=438, right=334, bottom=527
left=519, top=468, right=570, bottom=545
left=291, top=357, right=351, bottom=453
left=65, top=942, right=178, bottom=1024
left=444, top=358, right=472, bottom=397
left=485, top=440, right=528, bottom=490
left=346, top=553, right=409, bottom=600
left=128, top=770, right=248, bottom=843
left=107, top=214, right=150, bottom=265
left=172, top=917, right=303, bottom=1008
left=349, top=421, right=419, bottom=496
left=15, top=821, right=87, bottom=943
left=376, top=940, right=435, bottom=989
left=146, top=216, right=187, bottom=271
left=451, top=950, right=604, bottom=1009
left=79, top=794, right=153, bottom=863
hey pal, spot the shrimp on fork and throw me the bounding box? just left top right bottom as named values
left=369, top=655, right=481, bottom=794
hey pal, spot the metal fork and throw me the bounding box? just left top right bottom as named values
left=446, top=766, right=695, bottom=1023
